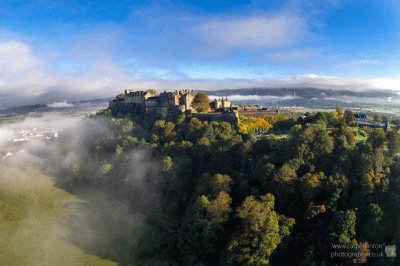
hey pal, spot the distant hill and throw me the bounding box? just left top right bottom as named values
left=0, top=98, right=111, bottom=117
left=206, top=87, right=400, bottom=99
left=205, top=87, right=400, bottom=107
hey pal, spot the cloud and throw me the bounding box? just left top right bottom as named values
left=1, top=39, right=400, bottom=109
left=278, top=74, right=400, bottom=91
left=0, top=40, right=132, bottom=107
left=334, top=59, right=382, bottom=70
left=268, top=49, right=314, bottom=62
left=0, top=41, right=46, bottom=96
left=194, top=15, right=308, bottom=51
left=47, top=102, right=74, bottom=108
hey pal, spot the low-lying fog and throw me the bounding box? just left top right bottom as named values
left=0, top=111, right=166, bottom=265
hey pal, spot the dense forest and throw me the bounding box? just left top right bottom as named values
left=49, top=108, right=400, bottom=265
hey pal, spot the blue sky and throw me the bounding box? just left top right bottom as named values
left=0, top=0, right=399, bottom=106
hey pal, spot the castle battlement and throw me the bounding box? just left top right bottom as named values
left=172, top=89, right=194, bottom=96
left=125, top=90, right=149, bottom=96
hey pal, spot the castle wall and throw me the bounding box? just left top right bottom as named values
left=159, top=92, right=177, bottom=107
left=110, top=89, right=199, bottom=117
left=222, top=99, right=231, bottom=108
left=145, top=98, right=159, bottom=107
left=211, top=98, right=231, bottom=110
left=124, top=90, right=150, bottom=105
left=212, top=99, right=221, bottom=110
left=109, top=100, right=145, bottom=116
left=180, top=93, right=195, bottom=111
left=192, top=111, right=238, bottom=124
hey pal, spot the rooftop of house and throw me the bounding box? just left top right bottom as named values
left=213, top=98, right=230, bottom=101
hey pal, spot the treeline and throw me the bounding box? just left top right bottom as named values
left=65, top=109, right=400, bottom=265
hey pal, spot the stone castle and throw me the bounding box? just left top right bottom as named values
left=109, top=89, right=196, bottom=116
left=109, top=89, right=238, bottom=122
left=109, top=89, right=234, bottom=116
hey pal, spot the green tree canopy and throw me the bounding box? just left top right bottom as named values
left=329, top=209, right=357, bottom=244
left=224, top=193, right=295, bottom=266
left=179, top=192, right=232, bottom=264
left=191, top=92, right=211, bottom=112
left=147, top=89, right=157, bottom=96
left=116, top=93, right=125, bottom=100
left=344, top=110, right=356, bottom=124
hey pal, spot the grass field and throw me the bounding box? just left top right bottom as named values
left=360, top=107, right=400, bottom=115
left=0, top=116, right=25, bottom=125
left=0, top=162, right=117, bottom=266
left=349, top=126, right=368, bottom=142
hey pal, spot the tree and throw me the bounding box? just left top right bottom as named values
left=162, top=156, right=173, bottom=173
left=315, top=112, right=328, bottom=124
left=122, top=120, right=134, bottom=133
left=329, top=209, right=357, bottom=244
left=239, top=117, right=273, bottom=133
left=152, top=120, right=176, bottom=140
left=223, top=193, right=295, bottom=266
left=291, top=123, right=334, bottom=161
left=179, top=192, right=232, bottom=264
left=186, top=117, right=203, bottom=136
left=373, top=114, right=382, bottom=122
left=387, top=130, right=400, bottom=156
left=147, top=89, right=157, bottom=96
left=116, top=93, right=125, bottom=100
left=304, top=202, right=326, bottom=219
left=299, top=172, right=324, bottom=201
left=360, top=203, right=383, bottom=241
left=82, top=104, right=400, bottom=265
left=195, top=173, right=232, bottom=198
left=324, top=173, right=349, bottom=210
left=367, top=128, right=386, bottom=149
left=276, top=163, right=297, bottom=182
left=382, top=115, right=391, bottom=123
left=336, top=106, right=344, bottom=118
left=101, top=163, right=113, bottom=174
left=191, top=92, right=211, bottom=112
left=115, top=144, right=123, bottom=157
left=71, top=163, right=80, bottom=175
left=344, top=110, right=356, bottom=124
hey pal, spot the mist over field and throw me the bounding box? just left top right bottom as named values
left=0, top=112, right=167, bottom=265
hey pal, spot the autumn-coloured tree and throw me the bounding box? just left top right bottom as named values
left=239, top=117, right=273, bottom=133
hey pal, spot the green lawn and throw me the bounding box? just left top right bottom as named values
left=349, top=126, right=368, bottom=142
left=0, top=162, right=116, bottom=266
left=326, top=126, right=368, bottom=142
